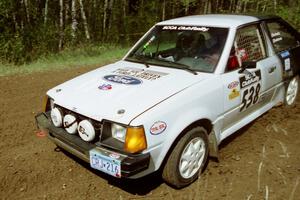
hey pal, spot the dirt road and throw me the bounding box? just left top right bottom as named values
left=0, top=66, right=299, bottom=200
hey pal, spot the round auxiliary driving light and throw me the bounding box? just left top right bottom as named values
left=78, top=120, right=95, bottom=142
left=63, top=114, right=78, bottom=134
left=50, top=107, right=63, bottom=127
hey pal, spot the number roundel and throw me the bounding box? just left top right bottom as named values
left=240, top=83, right=261, bottom=112
left=253, top=83, right=261, bottom=104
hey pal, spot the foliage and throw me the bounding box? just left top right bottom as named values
left=0, top=44, right=129, bottom=76
left=0, top=0, right=299, bottom=65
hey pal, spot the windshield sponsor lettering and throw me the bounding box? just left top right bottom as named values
left=113, top=67, right=168, bottom=81
left=162, top=25, right=209, bottom=32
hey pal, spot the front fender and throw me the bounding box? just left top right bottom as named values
left=154, top=107, right=215, bottom=170
left=130, top=76, right=223, bottom=171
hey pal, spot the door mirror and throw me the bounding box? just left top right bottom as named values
left=239, top=61, right=256, bottom=73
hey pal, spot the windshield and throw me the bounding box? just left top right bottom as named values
left=125, top=25, right=229, bottom=73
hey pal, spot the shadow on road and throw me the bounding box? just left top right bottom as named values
left=55, top=113, right=272, bottom=195
left=60, top=149, right=163, bottom=195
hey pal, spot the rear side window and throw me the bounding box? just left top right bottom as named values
left=267, top=21, right=298, bottom=53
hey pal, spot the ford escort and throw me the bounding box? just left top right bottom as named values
left=35, top=14, right=300, bottom=188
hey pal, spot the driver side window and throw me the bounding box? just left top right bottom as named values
left=226, top=25, right=266, bottom=72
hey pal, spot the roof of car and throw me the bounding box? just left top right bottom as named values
left=157, top=14, right=279, bottom=28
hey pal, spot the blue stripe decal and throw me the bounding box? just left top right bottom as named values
left=280, top=51, right=290, bottom=58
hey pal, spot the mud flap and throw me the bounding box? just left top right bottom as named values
left=208, top=131, right=219, bottom=160
left=35, top=112, right=51, bottom=130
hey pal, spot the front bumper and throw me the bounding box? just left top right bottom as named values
left=35, top=112, right=150, bottom=178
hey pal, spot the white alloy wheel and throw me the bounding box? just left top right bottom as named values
left=179, top=137, right=206, bottom=179
left=285, top=76, right=299, bottom=106
left=162, top=127, right=209, bottom=188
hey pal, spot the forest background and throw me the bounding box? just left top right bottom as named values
left=0, top=0, right=300, bottom=68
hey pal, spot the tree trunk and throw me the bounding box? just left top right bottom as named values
left=107, top=0, right=114, bottom=34
left=91, top=0, right=97, bottom=40
left=140, top=0, right=144, bottom=17
left=65, top=0, right=70, bottom=23
left=262, top=1, right=267, bottom=12
left=235, top=0, right=242, bottom=13
left=13, top=13, right=18, bottom=32
left=103, top=0, right=108, bottom=40
left=123, top=0, right=126, bottom=21
left=185, top=0, right=189, bottom=15
left=79, top=0, right=90, bottom=40
left=229, top=0, right=234, bottom=12
left=59, top=0, right=64, bottom=51
left=120, top=0, right=127, bottom=46
left=215, top=0, right=219, bottom=13
left=256, top=1, right=260, bottom=12
left=207, top=0, right=211, bottom=14
left=172, top=0, right=176, bottom=17
left=204, top=0, right=208, bottom=14
left=44, top=0, right=48, bottom=24
left=219, top=0, right=224, bottom=12
left=24, top=0, right=30, bottom=23
left=71, top=0, right=77, bottom=38
left=162, top=0, right=166, bottom=20
left=243, top=0, right=248, bottom=12
left=274, top=0, right=277, bottom=11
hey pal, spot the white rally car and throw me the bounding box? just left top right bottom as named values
left=36, top=14, right=300, bottom=188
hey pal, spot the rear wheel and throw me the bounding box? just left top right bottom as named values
left=285, top=75, right=299, bottom=106
left=162, top=127, right=209, bottom=188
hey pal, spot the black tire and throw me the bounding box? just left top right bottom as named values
left=284, top=75, right=299, bottom=107
left=162, top=127, right=209, bottom=188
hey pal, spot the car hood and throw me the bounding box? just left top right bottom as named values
left=47, top=60, right=211, bottom=124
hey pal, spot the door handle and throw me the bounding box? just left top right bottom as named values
left=268, top=66, right=276, bottom=74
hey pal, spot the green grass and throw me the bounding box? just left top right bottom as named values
left=0, top=45, right=130, bottom=76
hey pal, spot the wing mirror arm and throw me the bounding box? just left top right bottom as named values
left=238, top=61, right=257, bottom=73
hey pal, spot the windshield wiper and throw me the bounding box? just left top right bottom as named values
left=136, top=54, right=151, bottom=68
left=126, top=53, right=150, bottom=68
left=156, top=58, right=198, bottom=75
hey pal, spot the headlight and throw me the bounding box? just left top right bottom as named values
left=111, top=123, right=126, bottom=142
left=50, top=107, right=63, bottom=127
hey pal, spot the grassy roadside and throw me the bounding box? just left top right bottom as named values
left=0, top=45, right=129, bottom=76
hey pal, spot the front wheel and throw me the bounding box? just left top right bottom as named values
left=162, top=127, right=209, bottom=188
left=284, top=75, right=299, bottom=106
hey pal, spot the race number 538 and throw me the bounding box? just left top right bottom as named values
left=240, top=83, right=261, bottom=112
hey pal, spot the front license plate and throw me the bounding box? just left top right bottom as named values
left=90, top=150, right=121, bottom=178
